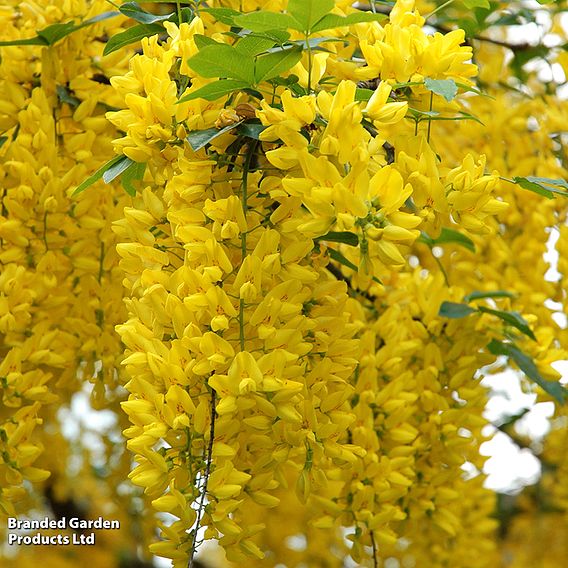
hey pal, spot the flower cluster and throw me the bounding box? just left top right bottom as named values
left=1, top=0, right=567, bottom=567
left=107, top=1, right=554, bottom=565
left=0, top=0, right=133, bottom=557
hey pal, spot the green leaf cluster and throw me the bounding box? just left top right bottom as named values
left=487, top=340, right=567, bottom=404
left=439, top=296, right=566, bottom=404
left=180, top=40, right=303, bottom=102
left=72, top=156, right=145, bottom=197
left=207, top=0, right=385, bottom=36
left=181, top=0, right=385, bottom=102
left=439, top=297, right=534, bottom=340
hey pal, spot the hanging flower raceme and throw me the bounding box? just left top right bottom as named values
left=103, top=1, right=536, bottom=564
left=0, top=0, right=132, bottom=547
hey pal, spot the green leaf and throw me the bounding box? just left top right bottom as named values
left=200, top=8, right=242, bottom=26
left=81, top=10, right=122, bottom=26
left=512, top=177, right=554, bottom=199
left=39, top=12, right=118, bottom=45
left=293, top=36, right=346, bottom=52
left=287, top=0, right=334, bottom=33
left=454, top=111, right=485, bottom=126
left=36, top=21, right=77, bottom=44
left=193, top=34, right=221, bottom=49
left=310, top=12, right=386, bottom=33
left=419, top=228, right=476, bottom=253
left=0, top=11, right=118, bottom=47
left=236, top=34, right=278, bottom=56
left=355, top=88, right=374, bottom=102
left=478, top=307, right=536, bottom=340
left=186, top=123, right=242, bottom=152
left=120, top=2, right=173, bottom=24
left=121, top=161, right=146, bottom=196
left=252, top=29, right=291, bottom=45
left=254, top=45, right=303, bottom=83
left=328, top=248, right=382, bottom=285
left=186, top=44, right=255, bottom=84
left=103, top=23, right=164, bottom=56
left=454, top=81, right=493, bottom=98
left=0, top=136, right=8, bottom=149
left=328, top=248, right=358, bottom=271
left=391, top=81, right=426, bottom=89
left=463, top=0, right=490, bottom=8
left=496, top=408, right=530, bottom=430
left=178, top=7, right=193, bottom=24
left=463, top=290, right=515, bottom=302
left=103, top=156, right=134, bottom=184
left=408, top=108, right=440, bottom=119
left=233, top=11, right=296, bottom=33
left=512, top=176, right=568, bottom=199
left=56, top=85, right=80, bottom=108
left=424, top=78, right=458, bottom=102
left=487, top=340, right=567, bottom=405
left=242, top=87, right=264, bottom=99
left=178, top=80, right=250, bottom=103
left=523, top=176, right=568, bottom=190
left=315, top=231, right=359, bottom=247
left=236, top=123, right=267, bottom=139
left=270, top=73, right=306, bottom=96
left=435, top=227, right=475, bottom=251
left=72, top=155, right=124, bottom=196
left=439, top=301, right=477, bottom=319
left=416, top=114, right=481, bottom=124
left=268, top=74, right=300, bottom=87
left=0, top=36, right=48, bottom=47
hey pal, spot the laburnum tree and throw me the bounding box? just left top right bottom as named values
left=0, top=0, right=567, bottom=566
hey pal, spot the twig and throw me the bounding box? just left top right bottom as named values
left=371, top=530, right=378, bottom=568
left=189, top=389, right=216, bottom=568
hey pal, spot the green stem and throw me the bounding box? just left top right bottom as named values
left=238, top=141, right=258, bottom=352
left=425, top=0, right=456, bottom=19
left=176, top=1, right=183, bottom=24
left=431, top=248, right=450, bottom=286
left=427, top=91, right=433, bottom=143
left=306, top=33, right=313, bottom=92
